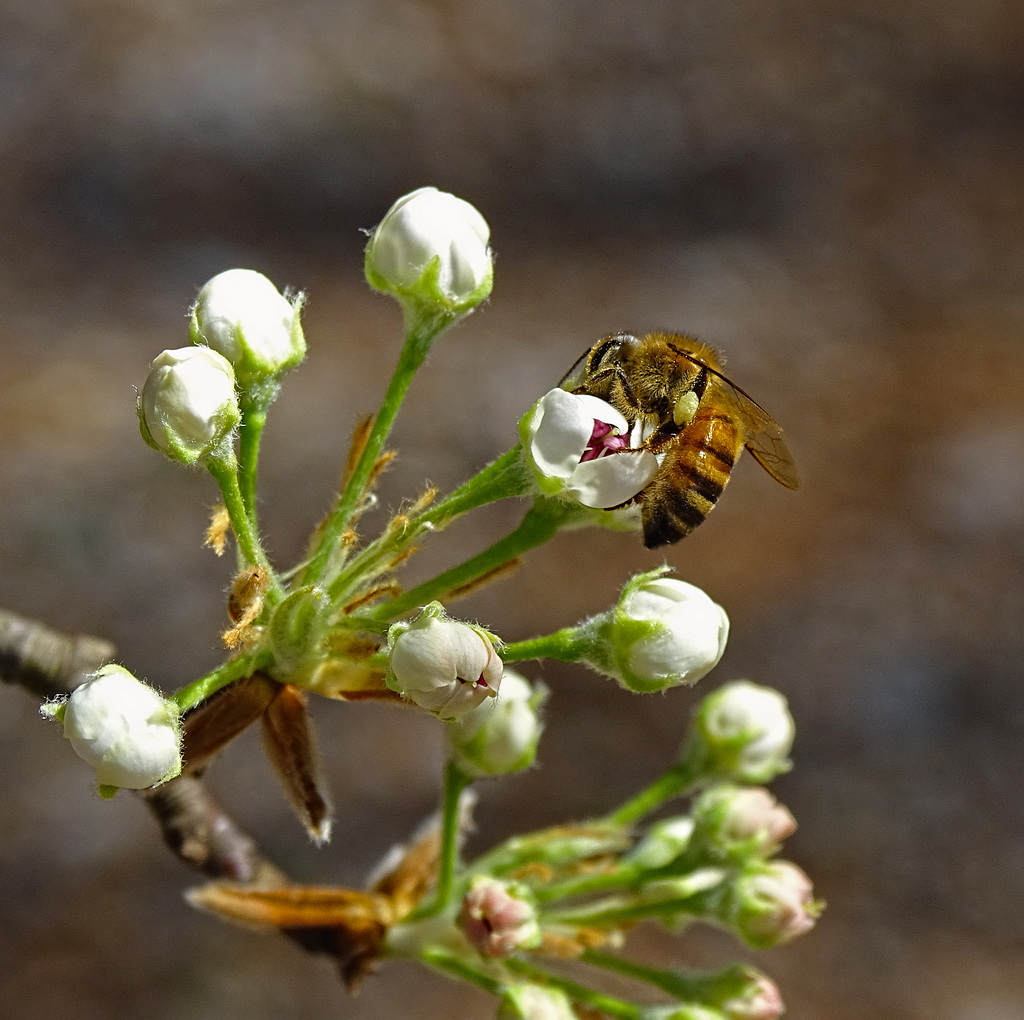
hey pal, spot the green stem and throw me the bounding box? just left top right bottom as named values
left=500, top=627, right=592, bottom=664
left=366, top=498, right=579, bottom=622
left=206, top=456, right=284, bottom=601
left=237, top=400, right=268, bottom=519
left=326, top=448, right=530, bottom=605
left=172, top=650, right=274, bottom=713
left=417, top=947, right=504, bottom=996
left=416, top=761, right=474, bottom=919
left=502, top=958, right=641, bottom=1020
left=302, top=309, right=455, bottom=587
left=605, top=751, right=706, bottom=828
left=533, top=866, right=639, bottom=904
left=542, top=894, right=700, bottom=929
left=581, top=951, right=750, bottom=1005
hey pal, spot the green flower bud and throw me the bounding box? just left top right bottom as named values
left=498, top=984, right=579, bottom=1020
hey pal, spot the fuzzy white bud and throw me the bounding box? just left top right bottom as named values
left=694, top=681, right=795, bottom=783
left=139, top=346, right=240, bottom=465
left=386, top=603, right=502, bottom=720
left=365, top=187, right=493, bottom=310
left=600, top=572, right=729, bottom=693
left=191, top=268, right=305, bottom=386
left=41, top=665, right=182, bottom=793
left=447, top=670, right=545, bottom=777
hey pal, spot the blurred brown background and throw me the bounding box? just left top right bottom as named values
left=2, top=1, right=1023, bottom=1017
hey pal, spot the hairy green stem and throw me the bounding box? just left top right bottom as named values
left=417, top=947, right=504, bottom=996
left=605, top=751, right=706, bottom=828
left=502, top=958, right=641, bottom=1019
left=206, top=456, right=284, bottom=601
left=500, top=627, right=592, bottom=664
left=302, top=309, right=456, bottom=587
left=326, top=448, right=530, bottom=605
left=237, top=400, right=268, bottom=519
left=416, top=761, right=474, bottom=919
left=367, top=498, right=579, bottom=622
left=172, top=650, right=274, bottom=713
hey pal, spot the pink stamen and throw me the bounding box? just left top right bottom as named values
left=580, top=419, right=628, bottom=462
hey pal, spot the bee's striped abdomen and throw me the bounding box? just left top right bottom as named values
left=639, top=409, right=743, bottom=548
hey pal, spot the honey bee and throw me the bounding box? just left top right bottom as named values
left=561, top=331, right=799, bottom=548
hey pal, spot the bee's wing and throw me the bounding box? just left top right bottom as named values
left=706, top=369, right=800, bottom=489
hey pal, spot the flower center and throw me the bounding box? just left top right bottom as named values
left=580, top=419, right=628, bottom=462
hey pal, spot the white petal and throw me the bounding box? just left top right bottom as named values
left=567, top=450, right=659, bottom=508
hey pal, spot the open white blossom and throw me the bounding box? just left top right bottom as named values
left=191, top=268, right=305, bottom=385
left=365, top=186, right=492, bottom=308
left=695, top=681, right=795, bottom=783
left=607, top=574, right=729, bottom=692
left=386, top=604, right=502, bottom=719
left=41, top=665, right=182, bottom=793
left=519, top=388, right=659, bottom=510
left=139, top=346, right=240, bottom=465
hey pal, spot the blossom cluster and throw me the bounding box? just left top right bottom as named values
left=35, top=185, right=815, bottom=1019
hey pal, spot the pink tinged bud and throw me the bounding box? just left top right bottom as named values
left=733, top=861, right=819, bottom=948
left=723, top=789, right=796, bottom=845
left=458, top=878, right=541, bottom=958
left=722, top=974, right=784, bottom=1020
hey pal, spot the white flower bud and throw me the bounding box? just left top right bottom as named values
left=41, top=665, right=182, bottom=793
left=139, top=346, right=240, bottom=465
left=386, top=603, right=502, bottom=720
left=720, top=974, right=784, bottom=1020
left=498, top=984, right=580, bottom=1020
left=365, top=186, right=493, bottom=310
left=447, top=670, right=545, bottom=777
left=191, top=268, right=305, bottom=386
left=599, top=572, right=729, bottom=693
left=728, top=861, right=819, bottom=948
left=458, top=877, right=541, bottom=958
left=693, top=682, right=794, bottom=783
left=519, top=388, right=659, bottom=510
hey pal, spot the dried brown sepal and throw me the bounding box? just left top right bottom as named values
left=386, top=544, right=420, bottom=570
left=367, top=819, right=443, bottom=920
left=324, top=634, right=382, bottom=658
left=182, top=673, right=278, bottom=776
left=407, top=485, right=438, bottom=516
left=205, top=503, right=232, bottom=556
left=445, top=557, right=521, bottom=602
left=262, top=684, right=334, bottom=844
left=365, top=449, right=397, bottom=493
left=186, top=881, right=392, bottom=989
left=302, top=658, right=396, bottom=701
left=341, top=415, right=374, bottom=493
left=186, top=882, right=394, bottom=929
left=508, top=862, right=556, bottom=885
left=341, top=583, right=402, bottom=615
left=537, top=931, right=588, bottom=960
left=227, top=566, right=270, bottom=623
left=0, top=609, right=114, bottom=698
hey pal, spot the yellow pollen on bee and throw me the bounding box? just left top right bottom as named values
left=673, top=390, right=699, bottom=427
